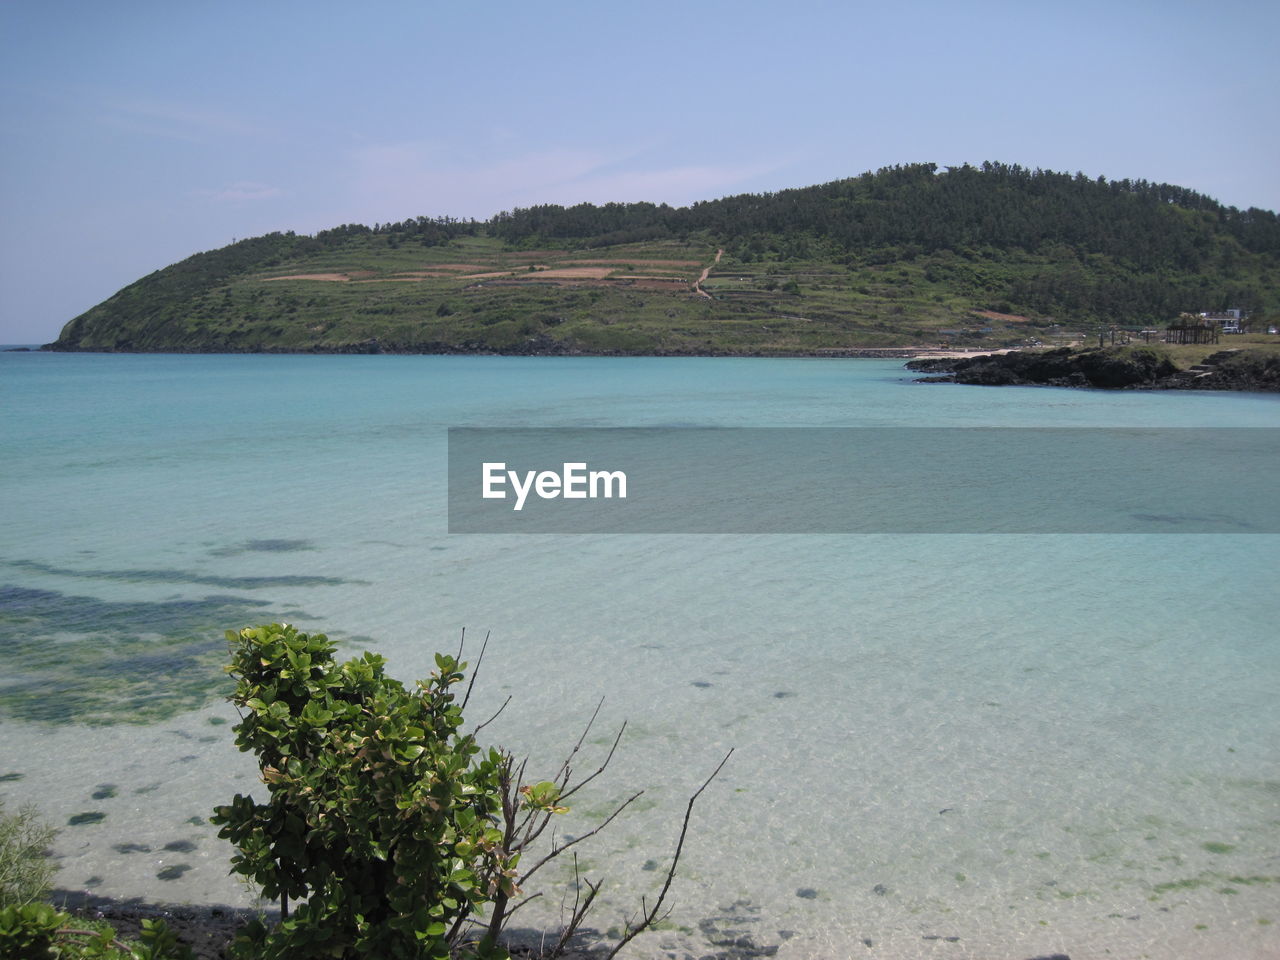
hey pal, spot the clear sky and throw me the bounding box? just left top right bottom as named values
left=1, top=0, right=1276, bottom=344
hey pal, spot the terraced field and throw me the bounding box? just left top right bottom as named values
left=54, top=233, right=1070, bottom=354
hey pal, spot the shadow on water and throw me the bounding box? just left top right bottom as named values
left=7, top=559, right=362, bottom=590
left=0, top=585, right=285, bottom=725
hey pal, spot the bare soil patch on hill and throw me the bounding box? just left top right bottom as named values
left=563, top=258, right=702, bottom=268
left=261, top=272, right=352, bottom=282
left=524, top=266, right=615, bottom=279
left=974, top=309, right=1031, bottom=323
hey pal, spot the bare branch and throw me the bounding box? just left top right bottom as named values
left=605, top=749, right=734, bottom=960
left=472, top=693, right=512, bottom=736
left=445, top=902, right=474, bottom=945
left=519, top=721, right=625, bottom=850
left=548, top=855, right=602, bottom=959
left=519, top=790, right=644, bottom=885
left=460, top=629, right=490, bottom=712
left=501, top=889, right=543, bottom=924
left=559, top=721, right=627, bottom=803
left=554, top=696, right=605, bottom=788
left=517, top=807, right=555, bottom=850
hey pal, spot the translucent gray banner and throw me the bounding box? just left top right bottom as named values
left=447, top=428, right=1280, bottom=534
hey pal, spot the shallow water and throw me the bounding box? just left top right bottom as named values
left=1, top=353, right=1277, bottom=959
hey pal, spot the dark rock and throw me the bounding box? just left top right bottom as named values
left=1171, top=349, right=1280, bottom=391
left=904, top=357, right=958, bottom=372
left=795, top=888, right=818, bottom=899
left=908, top=346, right=1280, bottom=392
left=872, top=883, right=889, bottom=896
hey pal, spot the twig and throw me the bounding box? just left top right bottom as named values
left=559, top=721, right=627, bottom=803
left=517, top=719, right=628, bottom=853
left=501, top=889, right=543, bottom=924
left=472, top=693, right=512, bottom=736
left=548, top=855, right=601, bottom=959
left=554, top=696, right=605, bottom=789
left=605, top=749, right=734, bottom=960
left=460, top=630, right=490, bottom=712
left=519, top=790, right=644, bottom=885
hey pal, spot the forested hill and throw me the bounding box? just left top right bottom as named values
left=493, top=162, right=1280, bottom=266
left=49, top=163, right=1280, bottom=355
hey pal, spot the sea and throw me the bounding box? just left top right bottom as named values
left=1, top=350, right=1277, bottom=960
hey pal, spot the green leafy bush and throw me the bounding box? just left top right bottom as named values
left=213, top=623, right=730, bottom=960
left=0, top=902, right=63, bottom=959
left=0, top=903, right=191, bottom=960
left=213, top=624, right=510, bottom=959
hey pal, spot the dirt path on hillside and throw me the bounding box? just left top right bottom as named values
left=693, top=249, right=723, bottom=298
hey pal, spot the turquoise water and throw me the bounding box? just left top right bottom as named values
left=2, top=352, right=1278, bottom=959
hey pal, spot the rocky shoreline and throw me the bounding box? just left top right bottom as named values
left=906, top=346, right=1280, bottom=392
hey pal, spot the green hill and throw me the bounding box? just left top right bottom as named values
left=47, top=162, right=1280, bottom=355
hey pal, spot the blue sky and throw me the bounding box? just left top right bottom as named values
left=2, top=0, right=1277, bottom=344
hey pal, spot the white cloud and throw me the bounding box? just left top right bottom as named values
left=193, top=181, right=283, bottom=203
left=97, top=97, right=267, bottom=143
left=343, top=140, right=785, bottom=221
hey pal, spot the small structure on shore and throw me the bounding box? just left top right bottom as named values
left=1201, top=308, right=1246, bottom=334
left=1166, top=312, right=1220, bottom=345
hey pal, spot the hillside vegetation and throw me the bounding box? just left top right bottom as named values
left=48, top=163, right=1280, bottom=355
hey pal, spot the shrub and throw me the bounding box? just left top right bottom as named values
left=213, top=623, right=728, bottom=960
left=0, top=800, right=56, bottom=909
left=0, top=903, right=191, bottom=960
left=213, top=624, right=507, bottom=959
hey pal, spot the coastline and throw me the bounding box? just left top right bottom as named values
left=35, top=341, right=1012, bottom=359
left=25, top=342, right=1280, bottom=392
